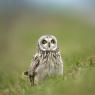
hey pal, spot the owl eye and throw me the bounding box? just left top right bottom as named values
left=42, top=40, right=47, bottom=44
left=51, top=39, right=55, bottom=44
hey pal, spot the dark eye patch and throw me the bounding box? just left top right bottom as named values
left=42, top=39, right=47, bottom=44
left=51, top=39, right=55, bottom=44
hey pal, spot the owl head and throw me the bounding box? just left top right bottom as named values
left=38, top=35, right=58, bottom=51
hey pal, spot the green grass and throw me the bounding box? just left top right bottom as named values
left=0, top=14, right=95, bottom=95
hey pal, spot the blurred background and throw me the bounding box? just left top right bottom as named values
left=0, top=0, right=95, bottom=95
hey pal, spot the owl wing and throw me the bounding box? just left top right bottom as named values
left=24, top=53, right=40, bottom=85
left=57, top=51, right=63, bottom=64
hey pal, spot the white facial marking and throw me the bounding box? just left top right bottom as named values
left=38, top=35, right=57, bottom=51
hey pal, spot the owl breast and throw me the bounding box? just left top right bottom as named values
left=45, top=53, right=58, bottom=75
left=34, top=52, right=61, bottom=82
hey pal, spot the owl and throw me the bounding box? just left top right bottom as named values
left=24, top=35, right=63, bottom=85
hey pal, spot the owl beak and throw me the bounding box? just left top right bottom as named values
left=48, top=42, right=50, bottom=48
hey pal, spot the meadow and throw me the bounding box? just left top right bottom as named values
left=0, top=13, right=95, bottom=95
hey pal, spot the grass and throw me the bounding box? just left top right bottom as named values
left=0, top=14, right=95, bottom=95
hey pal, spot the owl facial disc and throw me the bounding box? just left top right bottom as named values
left=38, top=35, right=58, bottom=51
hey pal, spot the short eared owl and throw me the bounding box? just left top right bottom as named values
left=24, top=35, right=63, bottom=85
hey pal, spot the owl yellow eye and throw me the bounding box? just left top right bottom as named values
left=51, top=39, right=55, bottom=44
left=42, top=40, right=47, bottom=44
